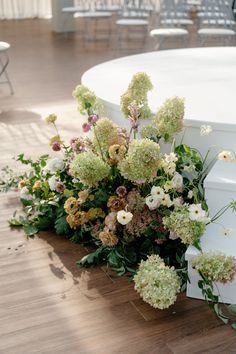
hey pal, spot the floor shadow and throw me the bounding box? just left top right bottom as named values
left=37, top=231, right=90, bottom=283
left=0, top=109, right=41, bottom=124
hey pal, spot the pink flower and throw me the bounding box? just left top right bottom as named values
left=55, top=181, right=65, bottom=193
left=82, top=123, right=92, bottom=133
left=116, top=186, right=127, bottom=198
left=88, top=114, right=98, bottom=125
left=70, top=137, right=77, bottom=146
left=169, top=231, right=179, bottom=240
left=105, top=212, right=117, bottom=231
left=52, top=142, right=61, bottom=151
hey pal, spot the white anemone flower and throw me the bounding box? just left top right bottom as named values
left=145, top=195, right=160, bottom=210
left=117, top=210, right=133, bottom=225
left=188, top=204, right=207, bottom=222
left=218, top=150, right=235, bottom=162
left=219, top=227, right=233, bottom=237
left=160, top=194, right=172, bottom=208
left=151, top=186, right=165, bottom=200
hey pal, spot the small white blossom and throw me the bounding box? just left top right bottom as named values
left=218, top=150, right=235, bottom=162
left=200, top=125, right=212, bottom=136
left=117, top=210, right=133, bottom=225
left=219, top=227, right=233, bottom=237
left=164, top=180, right=175, bottom=192
left=48, top=175, right=58, bottom=191
left=187, top=190, right=193, bottom=199
left=151, top=186, right=165, bottom=199
left=173, top=197, right=183, bottom=206
left=20, top=186, right=33, bottom=201
left=164, top=153, right=178, bottom=164
left=183, top=164, right=196, bottom=173
left=188, top=204, right=207, bottom=222
left=145, top=195, right=160, bottom=210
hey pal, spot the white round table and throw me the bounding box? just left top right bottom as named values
left=82, top=47, right=236, bottom=155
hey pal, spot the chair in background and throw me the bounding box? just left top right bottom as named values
left=61, top=1, right=113, bottom=42
left=197, top=0, right=235, bottom=46
left=95, top=0, right=122, bottom=13
left=149, top=0, right=191, bottom=50
left=115, top=0, right=151, bottom=52
left=0, top=41, right=14, bottom=95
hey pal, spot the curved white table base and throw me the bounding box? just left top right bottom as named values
left=82, top=47, right=236, bottom=157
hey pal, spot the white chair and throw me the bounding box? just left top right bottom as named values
left=197, top=0, right=236, bottom=46
left=150, top=27, right=189, bottom=49
left=80, top=11, right=113, bottom=42
left=0, top=41, right=14, bottom=95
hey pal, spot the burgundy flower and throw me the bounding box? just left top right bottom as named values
left=116, top=186, right=127, bottom=198
left=52, top=142, right=61, bottom=151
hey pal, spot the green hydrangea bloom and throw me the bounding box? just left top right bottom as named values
left=155, top=96, right=184, bottom=143
left=118, top=138, right=160, bottom=183
left=134, top=254, right=181, bottom=309
left=72, top=84, right=103, bottom=116
left=141, top=124, right=160, bottom=140
left=163, top=204, right=205, bottom=245
left=93, top=117, right=120, bottom=153
left=70, top=151, right=110, bottom=187
left=192, top=252, right=236, bottom=283
left=120, top=72, right=153, bottom=120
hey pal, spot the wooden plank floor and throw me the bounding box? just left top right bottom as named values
left=0, top=19, right=236, bottom=354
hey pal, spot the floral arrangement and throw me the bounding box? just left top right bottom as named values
left=1, top=72, right=236, bottom=328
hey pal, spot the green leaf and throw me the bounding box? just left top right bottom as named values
left=231, top=323, right=236, bottom=330
left=55, top=215, right=69, bottom=235
left=63, top=189, right=73, bottom=197
left=77, top=246, right=106, bottom=268
left=108, top=250, right=119, bottom=267
left=214, top=304, right=229, bottom=324
left=9, top=218, right=24, bottom=227
left=228, top=304, right=236, bottom=317
left=23, top=224, right=38, bottom=236
left=34, top=216, right=53, bottom=231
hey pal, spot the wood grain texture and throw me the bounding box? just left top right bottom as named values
left=0, top=18, right=236, bottom=354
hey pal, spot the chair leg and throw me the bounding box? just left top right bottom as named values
left=0, top=53, right=14, bottom=95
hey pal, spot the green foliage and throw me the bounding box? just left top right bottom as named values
left=77, top=246, right=107, bottom=268
left=198, top=272, right=236, bottom=329
left=55, top=215, right=70, bottom=235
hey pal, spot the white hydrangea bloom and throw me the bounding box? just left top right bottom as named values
left=45, top=158, right=65, bottom=173
left=117, top=210, right=133, bottom=225
left=172, top=172, right=183, bottom=190
left=20, top=186, right=33, bottom=201
left=48, top=175, right=58, bottom=191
